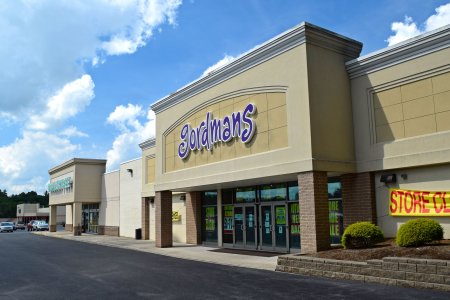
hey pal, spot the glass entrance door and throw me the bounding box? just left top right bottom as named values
left=233, top=205, right=257, bottom=249
left=259, top=204, right=289, bottom=252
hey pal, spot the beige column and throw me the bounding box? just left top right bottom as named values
left=298, top=171, right=330, bottom=253
left=185, top=191, right=202, bottom=245
left=142, top=197, right=150, bottom=240
left=73, top=203, right=82, bottom=236
left=155, top=191, right=172, bottom=247
left=49, top=205, right=57, bottom=232
left=65, top=204, right=73, bottom=231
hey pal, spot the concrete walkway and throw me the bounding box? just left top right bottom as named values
left=33, top=231, right=278, bottom=271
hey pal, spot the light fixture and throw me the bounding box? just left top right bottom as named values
left=401, top=174, right=408, bottom=180
left=127, top=168, right=133, bottom=176
left=380, top=174, right=396, bottom=184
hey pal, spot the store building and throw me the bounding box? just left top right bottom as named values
left=49, top=22, right=450, bottom=253
left=16, top=203, right=65, bottom=224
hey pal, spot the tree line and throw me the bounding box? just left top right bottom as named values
left=0, top=190, right=49, bottom=218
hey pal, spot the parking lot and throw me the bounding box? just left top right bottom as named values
left=1, top=232, right=449, bottom=299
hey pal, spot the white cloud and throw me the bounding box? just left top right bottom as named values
left=106, top=106, right=156, bottom=170
left=202, top=55, right=236, bottom=77
left=28, top=75, right=95, bottom=130
left=0, top=1, right=182, bottom=194
left=60, top=126, right=89, bottom=138
left=387, top=3, right=450, bottom=46
left=0, top=131, right=78, bottom=194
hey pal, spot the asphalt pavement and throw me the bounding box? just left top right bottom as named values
left=0, top=231, right=448, bottom=299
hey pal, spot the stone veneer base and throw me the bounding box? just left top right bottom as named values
left=98, top=226, right=119, bottom=236
left=276, top=255, right=450, bottom=292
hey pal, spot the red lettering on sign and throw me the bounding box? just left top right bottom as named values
left=390, top=190, right=398, bottom=214
left=404, top=192, right=413, bottom=213
left=413, top=191, right=422, bottom=213
left=397, top=191, right=404, bottom=213
left=443, top=192, right=450, bottom=213
left=421, top=192, right=430, bottom=213
left=433, top=192, right=443, bottom=214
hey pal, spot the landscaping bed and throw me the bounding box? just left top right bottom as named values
left=307, top=239, right=450, bottom=261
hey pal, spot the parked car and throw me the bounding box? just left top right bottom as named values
left=0, top=222, right=14, bottom=233
left=34, top=221, right=49, bottom=231
left=16, top=222, right=26, bottom=230
left=28, top=220, right=38, bottom=231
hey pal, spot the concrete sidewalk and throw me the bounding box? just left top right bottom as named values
left=33, top=231, right=278, bottom=271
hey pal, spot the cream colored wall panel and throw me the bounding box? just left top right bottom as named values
left=268, top=105, right=287, bottom=130
left=400, top=78, right=433, bottom=102
left=432, top=71, right=450, bottom=94
left=100, top=170, right=120, bottom=227
left=376, top=165, right=450, bottom=239
left=436, top=111, right=450, bottom=132
left=220, top=140, right=236, bottom=160
left=373, top=87, right=402, bottom=109
left=351, top=46, right=450, bottom=172
left=234, top=138, right=252, bottom=157
left=141, top=146, right=156, bottom=198
left=376, top=121, right=405, bottom=143
left=65, top=204, right=72, bottom=225
left=196, top=149, right=209, bottom=165
left=267, top=92, right=285, bottom=110
left=172, top=194, right=186, bottom=243
left=374, top=104, right=403, bottom=125
left=402, top=96, right=434, bottom=120
left=269, top=126, right=288, bottom=150
left=434, top=90, right=450, bottom=113
left=404, top=115, right=436, bottom=138
left=250, top=131, right=269, bottom=154
left=155, top=45, right=313, bottom=191
left=119, top=159, right=142, bottom=238
left=250, top=93, right=268, bottom=112
left=207, top=146, right=221, bottom=163
left=165, top=142, right=174, bottom=158
left=254, top=111, right=268, bottom=133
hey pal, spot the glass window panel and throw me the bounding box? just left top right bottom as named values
left=288, top=182, right=299, bottom=201
left=202, top=191, right=217, bottom=206
left=221, top=189, right=233, bottom=204
left=202, top=206, right=217, bottom=242
left=222, top=205, right=233, bottom=244
left=328, top=180, right=342, bottom=199
left=260, top=184, right=287, bottom=202
left=235, top=187, right=256, bottom=203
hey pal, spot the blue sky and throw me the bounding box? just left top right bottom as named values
left=0, top=0, right=449, bottom=194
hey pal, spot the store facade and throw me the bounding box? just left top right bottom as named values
left=48, top=22, right=450, bottom=253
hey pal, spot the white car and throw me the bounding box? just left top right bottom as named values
left=34, top=221, right=49, bottom=231
left=0, top=222, right=14, bottom=233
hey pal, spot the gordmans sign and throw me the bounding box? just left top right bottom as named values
left=178, top=103, right=256, bottom=159
left=48, top=177, right=72, bottom=193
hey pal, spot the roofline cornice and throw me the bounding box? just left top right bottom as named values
left=151, top=22, right=362, bottom=114
left=48, top=158, right=107, bottom=175
left=346, top=24, right=450, bottom=79
left=139, top=137, right=156, bottom=150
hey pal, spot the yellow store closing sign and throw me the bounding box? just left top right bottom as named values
left=389, top=188, right=450, bottom=216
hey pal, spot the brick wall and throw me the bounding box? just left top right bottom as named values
left=277, top=255, right=450, bottom=292
left=98, top=226, right=119, bottom=236
left=341, top=172, right=376, bottom=228
left=298, top=171, right=330, bottom=253
left=186, top=192, right=202, bottom=244
left=155, top=191, right=172, bottom=248
left=142, top=197, right=150, bottom=240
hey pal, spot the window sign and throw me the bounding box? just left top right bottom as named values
left=235, top=187, right=256, bottom=203
left=260, top=184, right=287, bottom=201
left=178, top=103, right=256, bottom=159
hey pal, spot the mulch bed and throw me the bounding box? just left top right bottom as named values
left=306, top=239, right=450, bottom=262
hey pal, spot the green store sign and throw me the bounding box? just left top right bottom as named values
left=48, top=177, right=72, bottom=193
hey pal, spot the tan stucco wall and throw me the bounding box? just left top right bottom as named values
left=155, top=45, right=311, bottom=192
left=100, top=171, right=120, bottom=227
left=164, top=92, right=288, bottom=172
left=374, top=71, right=450, bottom=143
left=172, top=194, right=186, bottom=243
left=65, top=204, right=72, bottom=225
left=306, top=43, right=356, bottom=172
left=350, top=47, right=450, bottom=172
left=119, top=158, right=142, bottom=238
left=74, top=164, right=105, bottom=203
left=376, top=164, right=450, bottom=239
left=142, top=146, right=155, bottom=198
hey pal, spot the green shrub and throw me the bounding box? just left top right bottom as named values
left=396, top=218, right=444, bottom=247
left=341, top=222, right=384, bottom=249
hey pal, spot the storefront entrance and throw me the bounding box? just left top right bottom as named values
left=233, top=205, right=257, bottom=249
left=260, top=203, right=288, bottom=252
left=82, top=203, right=99, bottom=234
